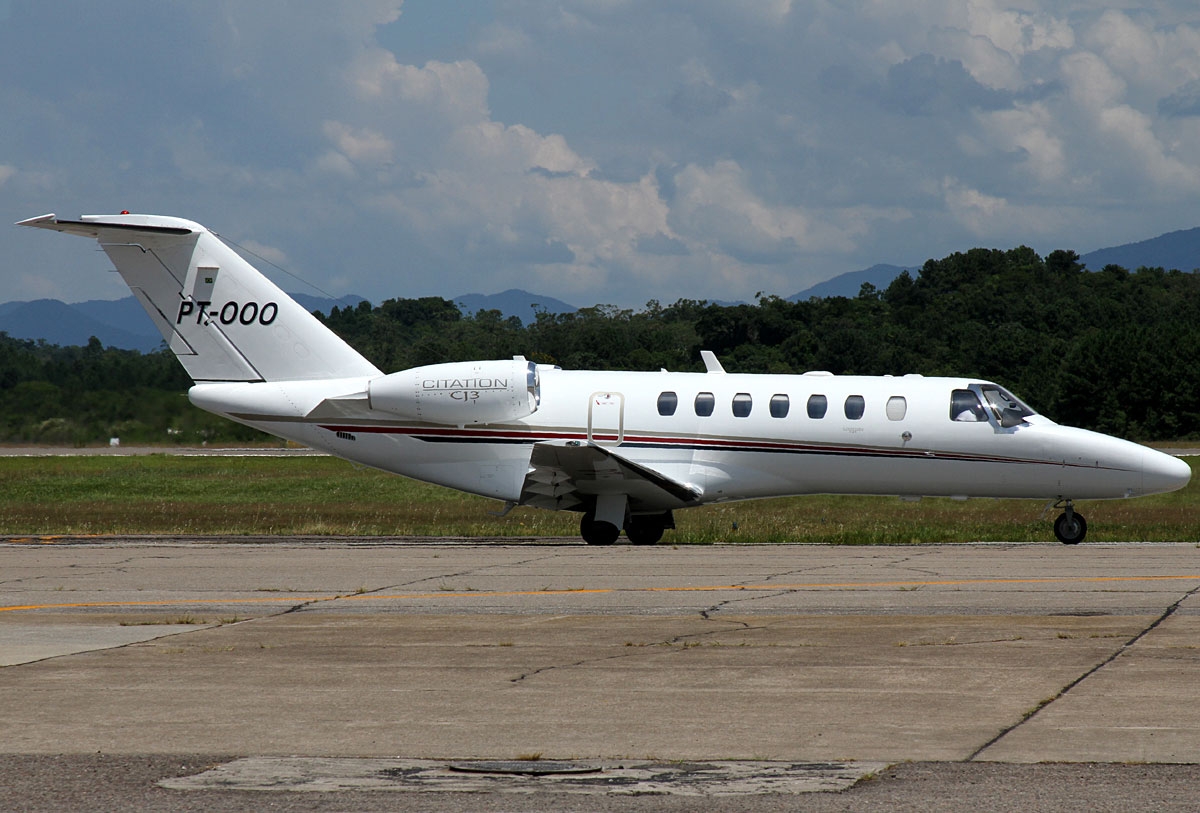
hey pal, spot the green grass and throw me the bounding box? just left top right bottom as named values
left=0, top=455, right=1197, bottom=543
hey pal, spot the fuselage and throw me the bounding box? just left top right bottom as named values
left=189, top=367, right=1191, bottom=510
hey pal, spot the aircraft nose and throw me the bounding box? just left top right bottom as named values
left=1143, top=449, right=1192, bottom=495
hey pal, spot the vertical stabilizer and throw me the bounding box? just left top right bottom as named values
left=18, top=213, right=381, bottom=383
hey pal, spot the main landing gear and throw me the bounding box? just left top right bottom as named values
left=1052, top=500, right=1087, bottom=545
left=579, top=510, right=673, bottom=545
left=579, top=512, right=620, bottom=545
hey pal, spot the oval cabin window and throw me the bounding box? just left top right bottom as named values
left=658, top=391, right=678, bottom=416
left=844, top=395, right=865, bottom=420
left=695, top=392, right=715, bottom=417
left=770, top=394, right=790, bottom=418
left=807, top=394, right=828, bottom=419
left=886, top=396, right=907, bottom=421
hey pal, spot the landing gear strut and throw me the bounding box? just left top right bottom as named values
left=1053, top=501, right=1087, bottom=545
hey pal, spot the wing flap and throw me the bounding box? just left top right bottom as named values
left=520, top=440, right=701, bottom=512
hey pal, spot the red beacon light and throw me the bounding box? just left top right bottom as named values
left=120, top=210, right=130, bottom=215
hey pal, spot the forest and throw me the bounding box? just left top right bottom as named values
left=2, top=245, right=1198, bottom=444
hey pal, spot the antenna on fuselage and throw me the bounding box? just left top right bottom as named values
left=700, top=350, right=726, bottom=374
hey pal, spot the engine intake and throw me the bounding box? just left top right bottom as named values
left=368, top=357, right=540, bottom=425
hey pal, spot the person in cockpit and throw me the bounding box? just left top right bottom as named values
left=951, top=389, right=988, bottom=422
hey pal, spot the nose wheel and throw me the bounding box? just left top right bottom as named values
left=1053, top=503, right=1087, bottom=545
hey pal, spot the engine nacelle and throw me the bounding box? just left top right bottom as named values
left=367, top=357, right=540, bottom=425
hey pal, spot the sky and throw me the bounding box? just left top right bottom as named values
left=3, top=1, right=1200, bottom=309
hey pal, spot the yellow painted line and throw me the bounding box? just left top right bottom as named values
left=3, top=535, right=111, bottom=545
left=3, top=574, right=1200, bottom=614
left=646, top=574, right=1200, bottom=591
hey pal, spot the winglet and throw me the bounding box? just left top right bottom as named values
left=16, top=213, right=57, bottom=228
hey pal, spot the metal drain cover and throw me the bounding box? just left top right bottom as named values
left=448, top=760, right=602, bottom=776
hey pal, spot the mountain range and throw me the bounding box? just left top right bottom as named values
left=0, top=289, right=572, bottom=352
left=787, top=227, right=1200, bottom=300
left=453, top=289, right=578, bottom=321
left=0, top=293, right=366, bottom=353
left=3, top=226, right=1197, bottom=350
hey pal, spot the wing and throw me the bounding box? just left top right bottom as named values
left=519, top=440, right=702, bottom=513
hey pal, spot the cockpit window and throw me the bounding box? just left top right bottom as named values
left=981, top=386, right=1035, bottom=428
left=950, top=389, right=987, bottom=422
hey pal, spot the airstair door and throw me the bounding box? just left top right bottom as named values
left=587, top=391, right=624, bottom=446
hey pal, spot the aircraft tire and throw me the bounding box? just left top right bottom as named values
left=580, top=514, right=620, bottom=545
left=624, top=519, right=665, bottom=545
left=1054, top=511, right=1087, bottom=545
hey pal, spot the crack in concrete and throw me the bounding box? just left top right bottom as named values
left=285, top=551, right=569, bottom=611
left=966, top=582, right=1200, bottom=762
left=509, top=578, right=782, bottom=684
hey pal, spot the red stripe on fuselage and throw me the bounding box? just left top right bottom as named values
left=314, top=423, right=1100, bottom=469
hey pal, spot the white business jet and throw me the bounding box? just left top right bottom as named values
left=19, top=213, right=1192, bottom=545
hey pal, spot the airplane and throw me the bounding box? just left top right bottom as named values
left=18, top=212, right=1192, bottom=545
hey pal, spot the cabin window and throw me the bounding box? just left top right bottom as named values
left=770, top=394, right=790, bottom=418
left=695, top=392, right=715, bottom=417
left=657, top=391, right=678, bottom=416
left=886, top=396, right=907, bottom=421
left=950, top=389, right=987, bottom=422
left=844, top=395, right=865, bottom=420
left=732, top=393, right=752, bottom=417
left=807, top=394, right=828, bottom=419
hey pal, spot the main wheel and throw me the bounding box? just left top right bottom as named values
left=624, top=519, right=665, bottom=545
left=1054, top=511, right=1087, bottom=545
left=580, top=513, right=620, bottom=545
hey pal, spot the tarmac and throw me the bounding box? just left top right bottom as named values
left=4, top=537, right=1200, bottom=811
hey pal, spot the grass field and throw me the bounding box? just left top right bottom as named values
left=0, top=455, right=1196, bottom=543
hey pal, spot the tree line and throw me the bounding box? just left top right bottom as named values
left=2, top=246, right=1198, bottom=444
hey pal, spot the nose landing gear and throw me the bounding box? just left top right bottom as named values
left=1053, top=500, right=1087, bottom=545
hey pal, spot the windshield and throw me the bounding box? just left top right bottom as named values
left=979, top=385, right=1035, bottom=428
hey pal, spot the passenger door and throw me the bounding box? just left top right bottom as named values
left=587, top=391, right=624, bottom=446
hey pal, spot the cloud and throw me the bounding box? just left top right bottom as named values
left=475, top=22, right=532, bottom=57
left=878, top=54, right=1011, bottom=116
left=6, top=1, right=1200, bottom=309
left=973, top=104, right=1066, bottom=184
left=668, top=160, right=863, bottom=264
left=636, top=232, right=689, bottom=256
left=1060, top=49, right=1200, bottom=193
left=350, top=54, right=490, bottom=124
left=322, top=122, right=394, bottom=166
left=667, top=61, right=735, bottom=121
left=1160, top=79, right=1200, bottom=117
left=668, top=79, right=734, bottom=121
left=235, top=240, right=289, bottom=267
left=941, top=176, right=1068, bottom=238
